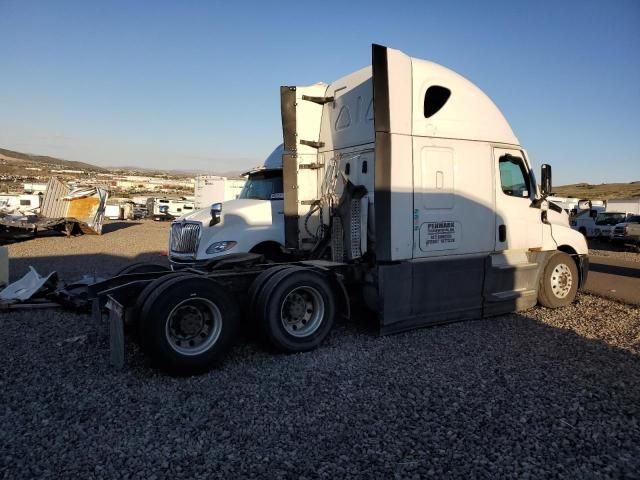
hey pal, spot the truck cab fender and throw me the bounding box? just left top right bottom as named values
left=556, top=244, right=589, bottom=288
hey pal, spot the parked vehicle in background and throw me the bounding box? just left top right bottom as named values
left=194, top=176, right=246, bottom=209
left=593, top=212, right=628, bottom=239
left=611, top=215, right=640, bottom=245
left=169, top=145, right=284, bottom=265
left=105, top=204, right=123, bottom=220
left=570, top=204, right=606, bottom=238
left=149, top=197, right=195, bottom=221
left=593, top=199, right=640, bottom=239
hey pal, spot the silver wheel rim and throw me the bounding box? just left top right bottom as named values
left=280, top=286, right=325, bottom=337
left=550, top=263, right=573, bottom=299
left=165, top=297, right=222, bottom=356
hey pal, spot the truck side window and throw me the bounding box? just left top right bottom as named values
left=498, top=155, right=530, bottom=198
left=424, top=85, right=451, bottom=118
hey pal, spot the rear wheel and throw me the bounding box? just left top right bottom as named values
left=538, top=252, right=579, bottom=308
left=131, top=272, right=197, bottom=342
left=255, top=269, right=336, bottom=353
left=139, top=276, right=241, bottom=375
left=247, top=265, right=304, bottom=322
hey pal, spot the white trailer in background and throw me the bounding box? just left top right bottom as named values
left=0, top=194, right=41, bottom=214
left=193, top=176, right=246, bottom=209
left=105, top=204, right=123, bottom=220
left=98, top=45, right=588, bottom=375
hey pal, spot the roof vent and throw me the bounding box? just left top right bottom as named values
left=423, top=86, right=451, bottom=118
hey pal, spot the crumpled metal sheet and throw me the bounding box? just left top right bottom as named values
left=40, top=177, right=109, bottom=234
left=0, top=267, right=58, bottom=303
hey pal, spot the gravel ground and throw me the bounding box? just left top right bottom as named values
left=588, top=239, right=640, bottom=263
left=5, top=220, right=171, bottom=281
left=1, top=293, right=639, bottom=479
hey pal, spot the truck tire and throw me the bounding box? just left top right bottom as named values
left=139, top=275, right=241, bottom=375
left=116, top=262, right=170, bottom=276
left=538, top=252, right=579, bottom=308
left=255, top=268, right=336, bottom=353
left=247, top=265, right=305, bottom=322
left=131, top=272, right=197, bottom=343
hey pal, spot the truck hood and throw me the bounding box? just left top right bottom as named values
left=547, top=208, right=569, bottom=227
left=175, top=198, right=278, bottom=226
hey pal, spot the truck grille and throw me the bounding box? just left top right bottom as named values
left=170, top=222, right=201, bottom=255
left=614, top=226, right=625, bottom=235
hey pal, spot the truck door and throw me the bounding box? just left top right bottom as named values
left=493, top=148, right=542, bottom=251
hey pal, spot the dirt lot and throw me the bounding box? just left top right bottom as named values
left=1, top=221, right=639, bottom=478
left=6, top=220, right=172, bottom=281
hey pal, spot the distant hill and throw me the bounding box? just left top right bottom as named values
left=553, top=182, right=640, bottom=200
left=108, top=165, right=245, bottom=178
left=0, top=146, right=107, bottom=172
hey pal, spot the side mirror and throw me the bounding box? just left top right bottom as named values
left=540, top=164, right=552, bottom=196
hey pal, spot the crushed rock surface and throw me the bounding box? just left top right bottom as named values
left=588, top=239, right=640, bottom=263
left=1, top=293, right=638, bottom=479
left=5, top=220, right=171, bottom=281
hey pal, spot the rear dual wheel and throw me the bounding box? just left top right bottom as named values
left=252, top=267, right=336, bottom=353
left=138, top=275, right=241, bottom=375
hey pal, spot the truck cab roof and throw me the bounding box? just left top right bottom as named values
left=242, top=144, right=283, bottom=176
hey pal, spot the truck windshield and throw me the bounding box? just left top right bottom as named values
left=595, top=213, right=626, bottom=225
left=239, top=170, right=283, bottom=200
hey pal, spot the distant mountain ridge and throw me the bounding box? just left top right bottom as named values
left=553, top=182, right=640, bottom=200
left=0, top=147, right=242, bottom=177
left=0, top=146, right=108, bottom=172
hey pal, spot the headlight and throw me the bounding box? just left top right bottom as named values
left=210, top=203, right=222, bottom=226
left=206, top=240, right=237, bottom=254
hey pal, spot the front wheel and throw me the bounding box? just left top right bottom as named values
left=538, top=252, right=579, bottom=308
left=139, top=276, right=241, bottom=375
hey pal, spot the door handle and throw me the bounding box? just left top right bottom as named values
left=499, top=225, right=506, bottom=242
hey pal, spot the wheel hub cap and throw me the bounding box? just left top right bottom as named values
left=551, top=263, right=573, bottom=299
left=280, top=286, right=324, bottom=337
left=165, top=298, right=222, bottom=356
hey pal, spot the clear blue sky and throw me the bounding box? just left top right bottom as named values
left=0, top=0, right=638, bottom=184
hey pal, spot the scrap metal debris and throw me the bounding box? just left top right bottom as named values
left=0, top=267, right=58, bottom=303
left=0, top=267, right=104, bottom=311
left=0, top=177, right=109, bottom=243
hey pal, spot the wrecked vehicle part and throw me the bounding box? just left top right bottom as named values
left=40, top=178, right=109, bottom=235
left=0, top=267, right=58, bottom=303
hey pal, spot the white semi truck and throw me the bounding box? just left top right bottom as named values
left=94, top=45, right=588, bottom=375
left=168, top=145, right=285, bottom=265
